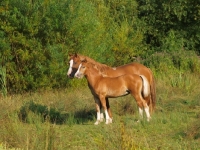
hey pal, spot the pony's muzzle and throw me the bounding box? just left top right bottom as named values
left=75, top=73, right=83, bottom=79
left=67, top=73, right=74, bottom=78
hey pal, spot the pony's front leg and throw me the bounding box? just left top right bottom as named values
left=100, top=110, right=104, bottom=122
left=106, top=98, right=112, bottom=123
left=94, top=96, right=104, bottom=123
left=105, top=109, right=112, bottom=124
left=99, top=95, right=112, bottom=124
left=94, top=99, right=101, bottom=125
left=99, top=103, right=104, bottom=122
left=99, top=98, right=112, bottom=123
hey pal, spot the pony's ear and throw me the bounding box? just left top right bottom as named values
left=68, top=52, right=76, bottom=57
left=80, top=57, right=85, bottom=61
left=81, top=58, right=87, bottom=63
left=75, top=52, right=78, bottom=57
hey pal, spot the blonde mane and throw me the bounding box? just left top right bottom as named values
left=79, top=54, right=113, bottom=75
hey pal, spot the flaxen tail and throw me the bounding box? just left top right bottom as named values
left=139, top=75, right=150, bottom=99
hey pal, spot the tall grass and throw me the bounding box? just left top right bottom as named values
left=0, top=70, right=200, bottom=150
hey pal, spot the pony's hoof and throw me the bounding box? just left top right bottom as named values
left=105, top=118, right=112, bottom=124
left=94, top=120, right=100, bottom=125
left=147, top=117, right=151, bottom=122
left=136, top=120, right=140, bottom=123
left=100, top=118, right=104, bottom=122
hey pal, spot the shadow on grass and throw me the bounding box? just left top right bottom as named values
left=18, top=101, right=95, bottom=125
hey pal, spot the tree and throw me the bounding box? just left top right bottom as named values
left=137, top=0, right=200, bottom=53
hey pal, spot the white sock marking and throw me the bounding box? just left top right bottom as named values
left=100, top=113, right=104, bottom=122
left=97, top=111, right=101, bottom=121
left=139, top=107, right=143, bottom=119
left=144, top=106, right=151, bottom=121
left=94, top=111, right=101, bottom=125
left=105, top=110, right=111, bottom=124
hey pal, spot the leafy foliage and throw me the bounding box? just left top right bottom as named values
left=0, top=0, right=199, bottom=94
left=137, top=0, right=200, bottom=53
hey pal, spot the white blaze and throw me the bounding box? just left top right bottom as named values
left=75, top=64, right=82, bottom=78
left=67, top=59, right=73, bottom=76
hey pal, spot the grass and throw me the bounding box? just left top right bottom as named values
left=0, top=72, right=200, bottom=150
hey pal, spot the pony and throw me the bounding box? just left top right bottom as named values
left=67, top=53, right=156, bottom=122
left=75, top=59, right=151, bottom=124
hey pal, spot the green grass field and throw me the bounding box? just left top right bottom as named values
left=0, top=74, right=200, bottom=150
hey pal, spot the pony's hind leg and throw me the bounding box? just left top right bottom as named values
left=138, top=107, right=144, bottom=120
left=144, top=104, right=151, bottom=122
left=140, top=75, right=152, bottom=118
left=143, top=94, right=153, bottom=115
left=141, top=96, right=151, bottom=121
left=138, top=103, right=151, bottom=122
left=100, top=111, right=104, bottom=122
left=134, top=94, right=151, bottom=122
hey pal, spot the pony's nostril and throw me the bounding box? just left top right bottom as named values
left=75, top=73, right=80, bottom=78
left=68, top=74, right=74, bottom=78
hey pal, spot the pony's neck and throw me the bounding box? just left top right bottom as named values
left=79, top=55, right=112, bottom=75
left=79, top=55, right=97, bottom=64
left=85, top=67, right=102, bottom=88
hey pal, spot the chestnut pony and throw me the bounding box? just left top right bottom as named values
left=75, top=60, right=151, bottom=124
left=67, top=53, right=156, bottom=124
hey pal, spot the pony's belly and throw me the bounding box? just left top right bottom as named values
left=106, top=89, right=129, bottom=98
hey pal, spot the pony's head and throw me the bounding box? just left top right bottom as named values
left=75, top=59, right=98, bottom=79
left=67, top=53, right=83, bottom=78
left=74, top=59, right=88, bottom=79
